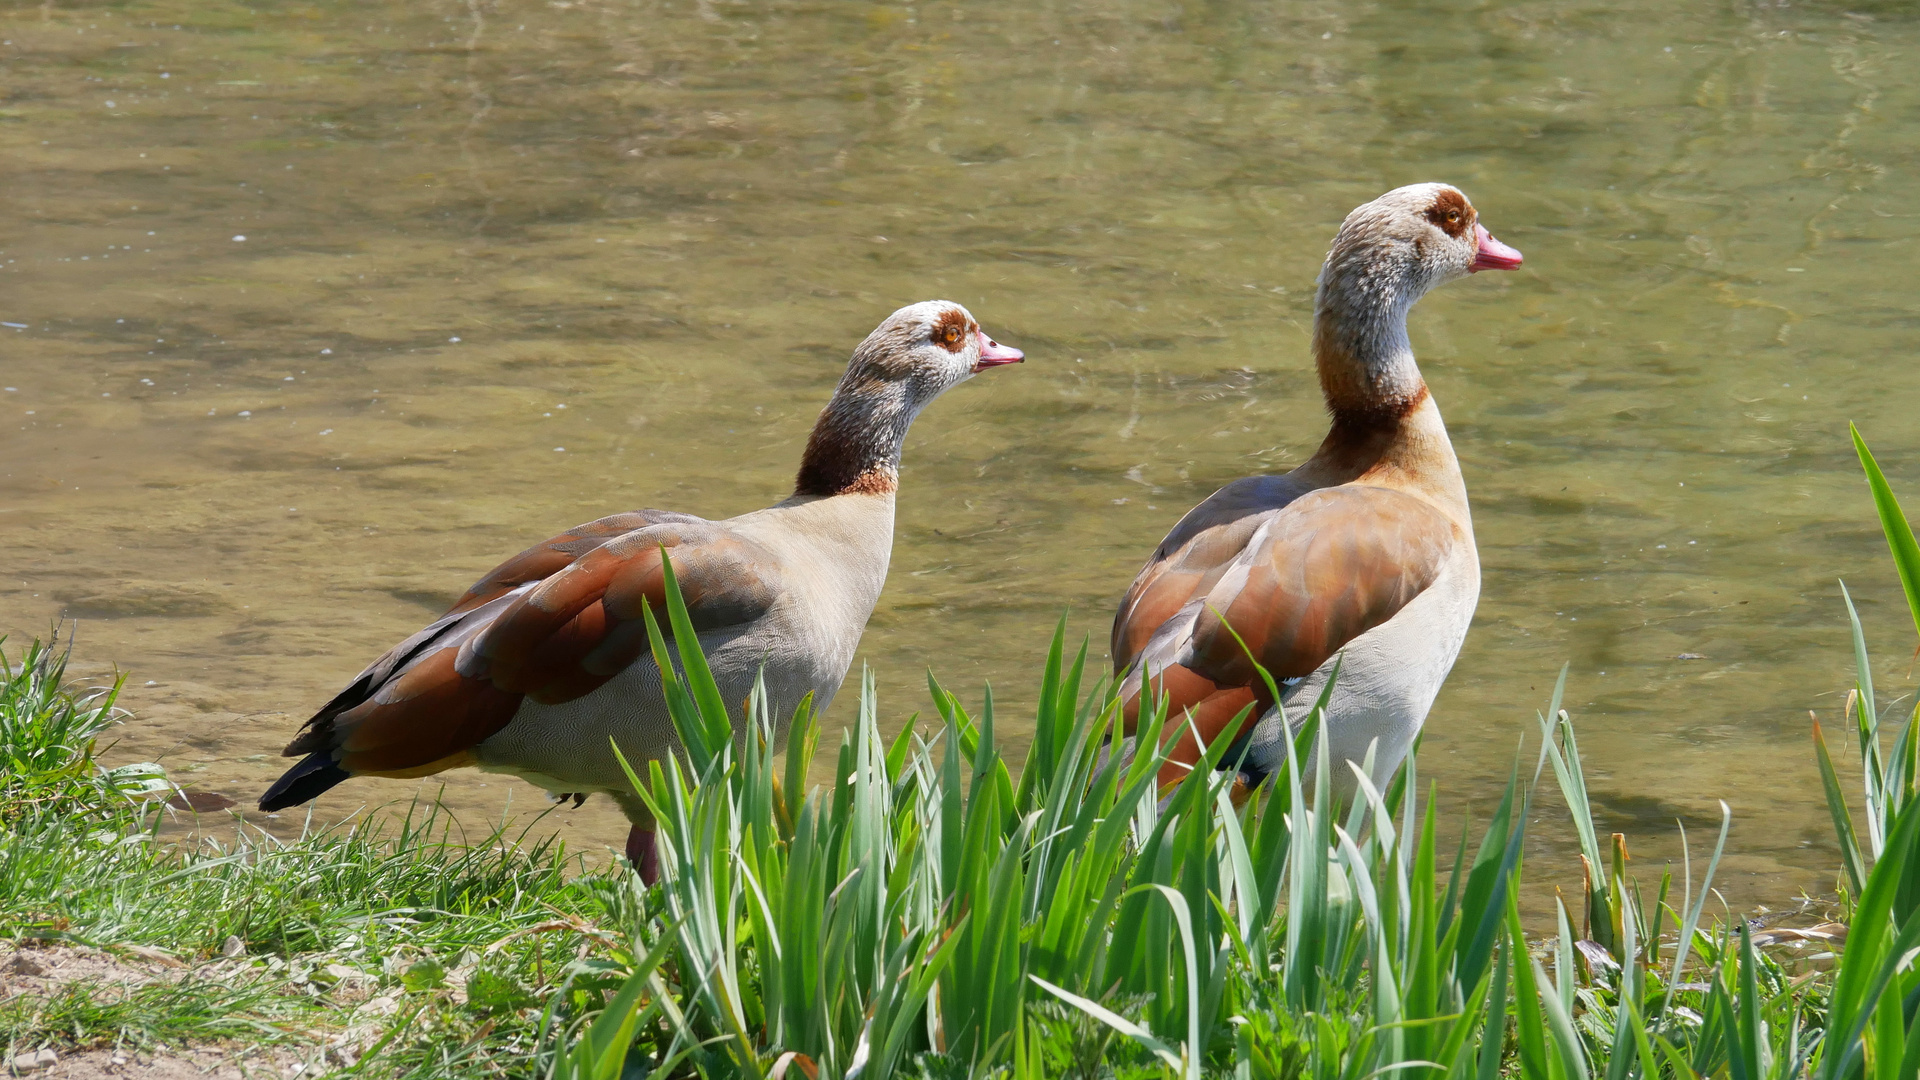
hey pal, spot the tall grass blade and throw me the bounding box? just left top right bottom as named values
left=1664, top=799, right=1730, bottom=995
left=1814, top=718, right=1869, bottom=899
left=1817, top=792, right=1920, bottom=1079
left=1852, top=423, right=1920, bottom=645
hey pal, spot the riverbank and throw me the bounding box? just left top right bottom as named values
left=4, top=433, right=1919, bottom=1077
left=0, top=633, right=1882, bottom=1079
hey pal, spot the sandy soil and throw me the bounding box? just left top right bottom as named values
left=1, top=944, right=317, bottom=1079
left=14, top=1047, right=308, bottom=1080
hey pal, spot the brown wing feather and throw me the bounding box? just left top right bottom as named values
left=1184, top=486, right=1456, bottom=687
left=332, top=647, right=523, bottom=775
left=1112, top=474, right=1313, bottom=671
left=1123, top=661, right=1261, bottom=791
left=296, top=509, right=695, bottom=738
left=1117, top=484, right=1457, bottom=789
left=279, top=512, right=777, bottom=786
left=445, top=510, right=703, bottom=616
left=465, top=525, right=776, bottom=699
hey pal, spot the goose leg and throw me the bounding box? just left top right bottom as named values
left=625, top=824, right=659, bottom=885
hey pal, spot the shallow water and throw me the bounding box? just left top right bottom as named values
left=4, top=0, right=1919, bottom=907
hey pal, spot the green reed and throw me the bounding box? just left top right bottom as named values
left=555, top=430, right=1920, bottom=1079
left=570, top=560, right=1526, bottom=1078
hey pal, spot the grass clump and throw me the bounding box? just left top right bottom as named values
left=0, top=803, right=615, bottom=1074
left=582, top=596, right=1807, bottom=1079
left=4, top=423, right=1920, bottom=1078
left=557, top=427, right=1920, bottom=1079
left=0, top=638, right=641, bottom=1076
left=0, top=636, right=158, bottom=822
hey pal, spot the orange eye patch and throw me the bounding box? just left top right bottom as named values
left=932, top=308, right=968, bottom=352
left=1423, top=190, right=1472, bottom=238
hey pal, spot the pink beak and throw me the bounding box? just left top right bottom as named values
left=1470, top=222, right=1524, bottom=273
left=974, top=329, right=1024, bottom=370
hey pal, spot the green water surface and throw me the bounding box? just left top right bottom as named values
left=4, top=0, right=1919, bottom=907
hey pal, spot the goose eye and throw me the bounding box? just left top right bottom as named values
left=930, top=310, right=970, bottom=352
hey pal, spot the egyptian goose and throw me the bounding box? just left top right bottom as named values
left=261, top=301, right=1024, bottom=876
left=1111, top=183, right=1521, bottom=792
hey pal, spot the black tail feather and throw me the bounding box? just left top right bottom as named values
left=259, top=752, right=352, bottom=811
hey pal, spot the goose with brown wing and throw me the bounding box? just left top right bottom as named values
left=262, top=301, right=1024, bottom=879
left=1112, top=184, right=1522, bottom=794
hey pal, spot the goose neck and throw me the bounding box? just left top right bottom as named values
left=1312, top=267, right=1427, bottom=431
left=793, top=378, right=916, bottom=498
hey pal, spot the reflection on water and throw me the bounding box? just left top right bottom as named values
left=3, top=0, right=1918, bottom=906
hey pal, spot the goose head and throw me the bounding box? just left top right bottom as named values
left=845, top=300, right=1025, bottom=407
left=1309, top=185, right=1522, bottom=424
left=1317, top=183, right=1522, bottom=317
left=795, top=300, right=1023, bottom=496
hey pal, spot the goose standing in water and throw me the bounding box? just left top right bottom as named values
left=1111, top=184, right=1522, bottom=792
left=262, top=301, right=1024, bottom=878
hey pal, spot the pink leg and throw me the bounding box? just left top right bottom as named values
left=625, top=824, right=660, bottom=885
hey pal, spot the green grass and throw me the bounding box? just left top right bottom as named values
left=0, top=972, right=314, bottom=1050
left=4, top=425, right=1920, bottom=1078
left=0, top=637, right=640, bottom=1075
left=578, top=585, right=1885, bottom=1079
left=0, top=636, right=155, bottom=821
